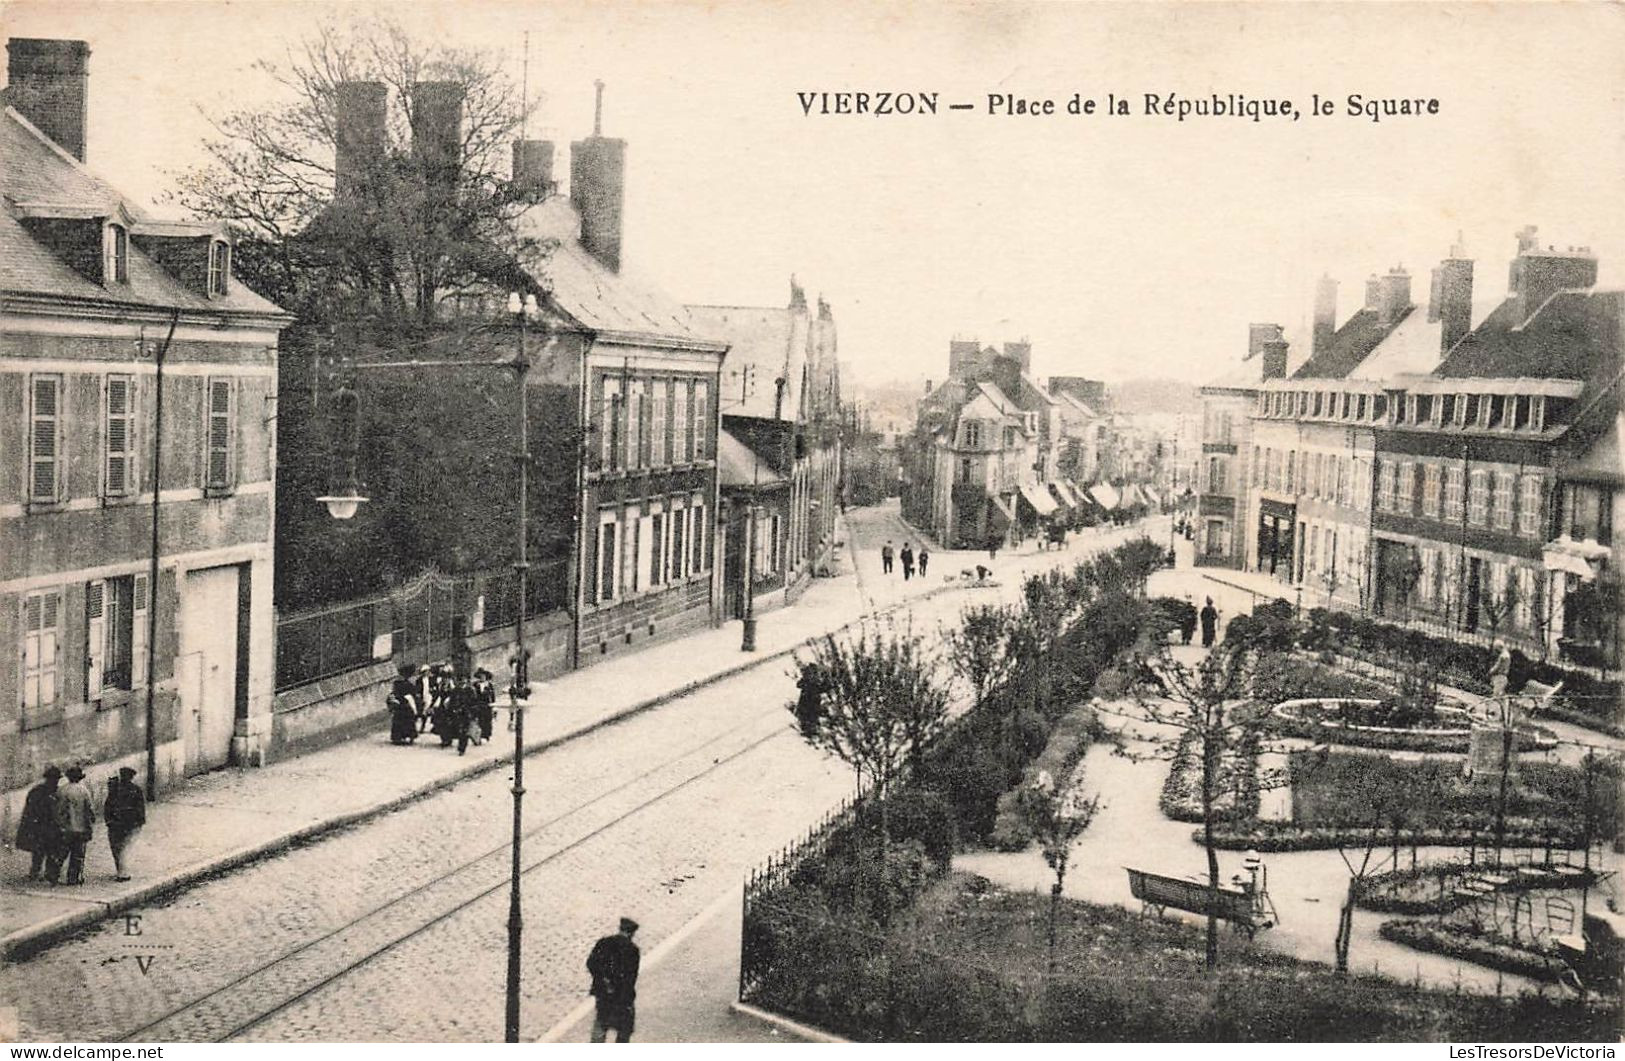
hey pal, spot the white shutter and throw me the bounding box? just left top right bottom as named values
left=132, top=574, right=149, bottom=687
left=86, top=579, right=106, bottom=695
left=22, top=594, right=42, bottom=709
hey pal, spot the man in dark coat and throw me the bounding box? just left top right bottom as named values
left=104, top=767, right=146, bottom=881
left=587, top=917, right=641, bottom=1042
left=1178, top=596, right=1198, bottom=645
left=900, top=542, right=915, bottom=581
left=1200, top=597, right=1220, bottom=648
left=794, top=663, right=826, bottom=738
left=15, top=765, right=62, bottom=881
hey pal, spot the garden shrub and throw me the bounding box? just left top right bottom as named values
left=886, top=788, right=959, bottom=867
left=1379, top=919, right=1567, bottom=983
left=988, top=705, right=1097, bottom=851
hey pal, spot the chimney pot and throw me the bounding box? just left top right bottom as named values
left=7, top=38, right=91, bottom=161
left=570, top=130, right=626, bottom=273
left=411, top=81, right=465, bottom=192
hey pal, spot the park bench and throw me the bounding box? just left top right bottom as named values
left=1125, top=866, right=1277, bottom=939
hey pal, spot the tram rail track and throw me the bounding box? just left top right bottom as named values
left=120, top=706, right=791, bottom=1043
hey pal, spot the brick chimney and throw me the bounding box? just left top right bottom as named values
left=1248, top=322, right=1284, bottom=359
left=411, top=81, right=464, bottom=194
left=511, top=139, right=555, bottom=201
left=1430, top=236, right=1474, bottom=356
left=1507, top=226, right=1598, bottom=325
left=7, top=39, right=90, bottom=161
left=1364, top=274, right=1382, bottom=312
left=334, top=81, right=387, bottom=200
left=1376, top=266, right=1411, bottom=328
left=1312, top=275, right=1337, bottom=360
left=1260, top=337, right=1289, bottom=380
left=569, top=80, right=625, bottom=273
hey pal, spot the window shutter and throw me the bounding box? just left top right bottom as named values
left=585, top=519, right=600, bottom=604
left=31, top=376, right=60, bottom=502
left=693, top=506, right=706, bottom=572
left=86, top=580, right=106, bottom=694
left=106, top=376, right=132, bottom=495
left=22, top=595, right=41, bottom=709
left=208, top=379, right=233, bottom=488
left=132, top=574, right=149, bottom=687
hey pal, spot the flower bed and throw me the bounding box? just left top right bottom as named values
left=1206, top=821, right=1583, bottom=852
left=1379, top=919, right=1568, bottom=983
left=1158, top=730, right=1259, bottom=824
left=1357, top=860, right=1600, bottom=915
left=1271, top=698, right=1556, bottom=753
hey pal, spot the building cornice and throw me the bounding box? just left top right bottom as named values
left=2, top=290, right=294, bottom=331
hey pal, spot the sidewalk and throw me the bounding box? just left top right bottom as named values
left=2, top=506, right=1154, bottom=960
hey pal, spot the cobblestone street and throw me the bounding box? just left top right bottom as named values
left=1, top=506, right=1152, bottom=1043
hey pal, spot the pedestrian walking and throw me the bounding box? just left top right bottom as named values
left=881, top=540, right=894, bottom=574
left=452, top=676, right=478, bottom=753
left=587, top=917, right=641, bottom=1043
left=794, top=662, right=826, bottom=738
left=52, top=765, right=95, bottom=885
left=414, top=664, right=434, bottom=734
left=1199, top=597, right=1219, bottom=648
left=15, top=765, right=62, bottom=882
left=473, top=668, right=496, bottom=742
left=1179, top=595, right=1198, bottom=646
left=103, top=767, right=146, bottom=881
left=388, top=663, right=419, bottom=745
left=918, top=546, right=929, bottom=576
left=900, top=542, right=915, bottom=581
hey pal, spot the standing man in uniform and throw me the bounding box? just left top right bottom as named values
left=587, top=917, right=642, bottom=1042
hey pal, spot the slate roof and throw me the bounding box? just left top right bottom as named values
left=1291, top=305, right=1414, bottom=380
left=513, top=197, right=709, bottom=345
left=2, top=107, right=287, bottom=318
left=1436, top=289, right=1622, bottom=390
left=1202, top=352, right=1266, bottom=392
left=686, top=303, right=797, bottom=419
left=1347, top=292, right=1503, bottom=382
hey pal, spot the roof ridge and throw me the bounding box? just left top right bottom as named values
left=4, top=106, right=144, bottom=220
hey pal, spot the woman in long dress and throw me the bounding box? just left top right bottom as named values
left=388, top=664, right=419, bottom=744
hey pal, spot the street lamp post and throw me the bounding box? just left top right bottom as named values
left=319, top=291, right=540, bottom=1042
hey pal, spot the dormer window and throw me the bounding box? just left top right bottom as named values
left=104, top=223, right=129, bottom=285
left=208, top=241, right=231, bottom=297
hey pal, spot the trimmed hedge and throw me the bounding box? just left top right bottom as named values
left=988, top=704, right=1098, bottom=851
left=1158, top=730, right=1260, bottom=824
left=1269, top=698, right=1557, bottom=754
left=1207, top=821, right=1585, bottom=853
left=1380, top=919, right=1568, bottom=984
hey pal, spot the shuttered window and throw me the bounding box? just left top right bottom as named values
left=672, top=383, right=690, bottom=463
left=105, top=223, right=129, bottom=284
left=208, top=241, right=230, bottom=296
left=132, top=574, right=150, bottom=688
left=649, top=513, right=665, bottom=587
left=650, top=382, right=668, bottom=467
left=598, top=518, right=618, bottom=601
left=21, top=589, right=61, bottom=716
left=106, top=374, right=136, bottom=497
left=30, top=375, right=62, bottom=503
left=691, top=504, right=707, bottom=572
left=206, top=377, right=234, bottom=490
left=694, top=382, right=710, bottom=460
left=85, top=580, right=107, bottom=695
left=671, top=504, right=686, bottom=580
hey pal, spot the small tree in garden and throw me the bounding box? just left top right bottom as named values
left=1109, top=637, right=1283, bottom=971
left=1481, top=578, right=1517, bottom=646
left=791, top=621, right=952, bottom=921
left=1018, top=768, right=1101, bottom=980
left=943, top=603, right=1021, bottom=711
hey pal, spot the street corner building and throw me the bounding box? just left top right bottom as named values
left=0, top=38, right=293, bottom=827
left=687, top=279, right=843, bottom=621
left=1197, top=225, right=1622, bottom=668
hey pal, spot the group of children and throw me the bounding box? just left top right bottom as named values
left=386, top=662, right=499, bottom=755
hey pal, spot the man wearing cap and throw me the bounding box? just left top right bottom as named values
left=52, top=765, right=96, bottom=885
left=104, top=767, right=147, bottom=881
left=586, top=916, right=641, bottom=1042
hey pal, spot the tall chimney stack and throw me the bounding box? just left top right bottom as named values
left=511, top=139, right=555, bottom=201
left=1248, top=322, right=1283, bottom=359
left=7, top=39, right=91, bottom=162
left=411, top=81, right=465, bottom=194
left=1433, top=236, right=1474, bottom=356
left=1312, top=275, right=1337, bottom=359
left=334, top=81, right=388, bottom=200
left=1376, top=266, right=1411, bottom=328
left=1507, top=225, right=1597, bottom=325
left=1260, top=338, right=1289, bottom=380
left=570, top=81, right=626, bottom=273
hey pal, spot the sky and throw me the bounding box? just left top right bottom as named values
left=5, top=0, right=1624, bottom=388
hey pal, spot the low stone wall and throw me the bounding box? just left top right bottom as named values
left=269, top=613, right=573, bottom=761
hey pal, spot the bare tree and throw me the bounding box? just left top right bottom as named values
left=1018, top=767, right=1101, bottom=980
left=1108, top=637, right=1284, bottom=971
left=170, top=15, right=546, bottom=321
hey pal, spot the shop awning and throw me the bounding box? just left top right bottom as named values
left=990, top=493, right=1016, bottom=526
left=719, top=429, right=789, bottom=489
left=1543, top=537, right=1610, bottom=582
left=1019, top=482, right=1058, bottom=517
left=1142, top=485, right=1163, bottom=507
left=1088, top=483, right=1120, bottom=511
left=1049, top=480, right=1080, bottom=509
